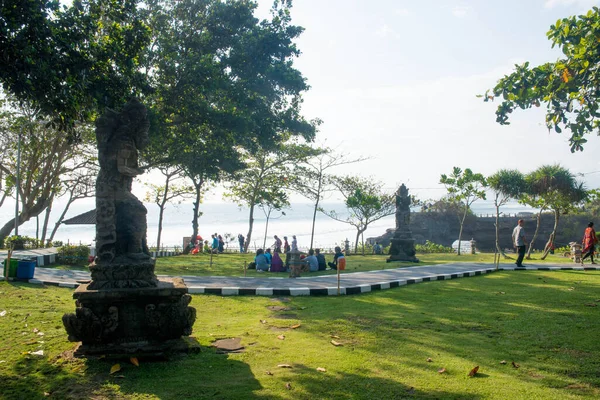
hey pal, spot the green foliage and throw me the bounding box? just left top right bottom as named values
left=527, top=164, right=587, bottom=212
left=415, top=240, right=454, bottom=254
left=57, top=244, right=90, bottom=265
left=323, top=176, right=395, bottom=253
left=484, top=7, right=600, bottom=152
left=3, top=235, right=42, bottom=250
left=488, top=169, right=528, bottom=206
left=0, top=0, right=151, bottom=134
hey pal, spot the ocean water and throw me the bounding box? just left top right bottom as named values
left=0, top=199, right=532, bottom=251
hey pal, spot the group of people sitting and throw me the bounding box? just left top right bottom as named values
left=190, top=233, right=225, bottom=254
left=251, top=246, right=346, bottom=273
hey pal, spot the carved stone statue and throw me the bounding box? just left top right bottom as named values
left=63, top=99, right=197, bottom=356
left=90, top=99, right=158, bottom=289
left=387, top=184, right=419, bottom=263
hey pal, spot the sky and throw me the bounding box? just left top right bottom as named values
left=222, top=0, right=600, bottom=202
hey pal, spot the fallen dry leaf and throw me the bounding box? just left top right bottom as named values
left=110, top=364, right=121, bottom=374
left=33, top=328, right=39, bottom=333
left=500, top=360, right=507, bottom=365
left=0, top=310, right=6, bottom=317
left=317, top=367, right=327, bottom=372
left=330, top=335, right=340, bottom=339
left=512, top=361, right=520, bottom=369
left=277, top=364, right=292, bottom=368
left=585, top=303, right=598, bottom=307
left=438, top=368, right=447, bottom=374
left=468, top=366, right=479, bottom=377
left=37, top=332, right=44, bottom=336
left=426, top=357, right=433, bottom=362
left=331, top=340, right=343, bottom=346
left=265, top=371, right=273, bottom=375
left=260, top=320, right=267, bottom=324
left=568, top=287, right=575, bottom=291
left=130, top=357, right=139, bottom=367
left=290, top=324, right=301, bottom=329
left=277, top=335, right=285, bottom=340
left=285, top=382, right=292, bottom=390
left=30, top=350, right=44, bottom=357
left=497, top=291, right=506, bottom=295
left=114, top=375, right=126, bottom=379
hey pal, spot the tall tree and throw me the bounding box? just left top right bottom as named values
left=0, top=0, right=151, bottom=135
left=488, top=169, right=527, bottom=257
left=0, top=104, right=94, bottom=246
left=141, top=0, right=318, bottom=245
left=294, top=148, right=367, bottom=249
left=258, top=194, right=289, bottom=251
left=144, top=166, right=193, bottom=250
left=322, top=176, right=395, bottom=254
left=225, top=141, right=319, bottom=252
left=527, top=165, right=587, bottom=259
left=440, top=167, right=487, bottom=255
left=483, top=7, right=600, bottom=152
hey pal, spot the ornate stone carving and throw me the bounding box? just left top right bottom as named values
left=63, top=305, right=119, bottom=343
left=90, top=98, right=157, bottom=290
left=387, top=184, right=419, bottom=263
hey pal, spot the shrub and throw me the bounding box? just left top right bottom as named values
left=57, top=245, right=91, bottom=265
left=4, top=235, right=42, bottom=250
left=416, top=240, right=454, bottom=254
left=52, top=240, right=64, bottom=247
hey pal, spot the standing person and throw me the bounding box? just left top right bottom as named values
left=327, top=246, right=346, bottom=270
left=512, top=219, right=527, bottom=267
left=304, top=249, right=319, bottom=272
left=218, top=235, right=225, bottom=253
left=373, top=242, right=383, bottom=255
left=273, top=235, right=282, bottom=253
left=283, top=236, right=290, bottom=253
left=211, top=234, right=219, bottom=253
left=315, top=248, right=326, bottom=271
left=238, top=234, right=245, bottom=253
left=291, top=235, right=298, bottom=252
left=581, top=222, right=598, bottom=265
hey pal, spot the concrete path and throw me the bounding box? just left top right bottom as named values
left=3, top=262, right=598, bottom=296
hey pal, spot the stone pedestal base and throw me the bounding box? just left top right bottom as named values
left=387, top=237, right=419, bottom=263
left=63, top=277, right=196, bottom=356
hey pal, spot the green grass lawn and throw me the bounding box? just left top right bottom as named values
left=1, top=269, right=600, bottom=399
left=46, top=251, right=580, bottom=278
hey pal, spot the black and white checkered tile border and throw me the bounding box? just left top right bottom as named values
left=8, top=266, right=599, bottom=295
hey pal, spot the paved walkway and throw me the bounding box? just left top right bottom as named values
left=2, top=262, right=598, bottom=296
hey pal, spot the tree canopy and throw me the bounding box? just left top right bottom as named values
left=484, top=7, right=600, bottom=152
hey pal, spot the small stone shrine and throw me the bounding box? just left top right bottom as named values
left=387, top=184, right=419, bottom=263
left=63, top=99, right=197, bottom=356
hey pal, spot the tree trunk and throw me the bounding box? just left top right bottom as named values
left=309, top=176, right=323, bottom=249
left=493, top=200, right=509, bottom=258
left=156, top=176, right=171, bottom=251
left=262, top=209, right=271, bottom=250
left=457, top=206, right=469, bottom=256
left=41, top=199, right=53, bottom=246
left=361, top=232, right=365, bottom=256
left=310, top=198, right=319, bottom=250
left=525, top=209, right=544, bottom=259
left=540, top=209, right=559, bottom=260
left=48, top=193, right=76, bottom=244
left=0, top=195, right=53, bottom=246
left=185, top=178, right=204, bottom=255
left=156, top=205, right=165, bottom=251
left=354, top=229, right=365, bottom=254
left=244, top=203, right=255, bottom=253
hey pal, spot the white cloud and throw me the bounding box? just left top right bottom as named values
left=375, top=24, right=398, bottom=39
left=395, top=8, right=412, bottom=17
left=544, top=0, right=597, bottom=9
left=451, top=5, right=471, bottom=18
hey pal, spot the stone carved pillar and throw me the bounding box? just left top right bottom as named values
left=387, top=184, right=419, bottom=263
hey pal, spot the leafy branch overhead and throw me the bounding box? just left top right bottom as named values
left=483, top=7, right=600, bottom=152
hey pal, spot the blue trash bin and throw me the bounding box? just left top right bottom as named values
left=17, top=260, right=36, bottom=280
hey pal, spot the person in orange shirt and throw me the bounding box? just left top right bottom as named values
left=581, top=222, right=598, bottom=265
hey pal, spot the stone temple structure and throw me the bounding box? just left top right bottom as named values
left=63, top=99, right=196, bottom=356
left=387, top=184, right=419, bottom=263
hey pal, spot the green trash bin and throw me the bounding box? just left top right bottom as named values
left=3, top=258, right=19, bottom=278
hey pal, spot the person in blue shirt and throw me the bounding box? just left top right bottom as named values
left=211, top=234, right=219, bottom=253
left=304, top=249, right=319, bottom=272
left=254, top=249, right=270, bottom=272
left=264, top=248, right=273, bottom=264
left=315, top=248, right=327, bottom=271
